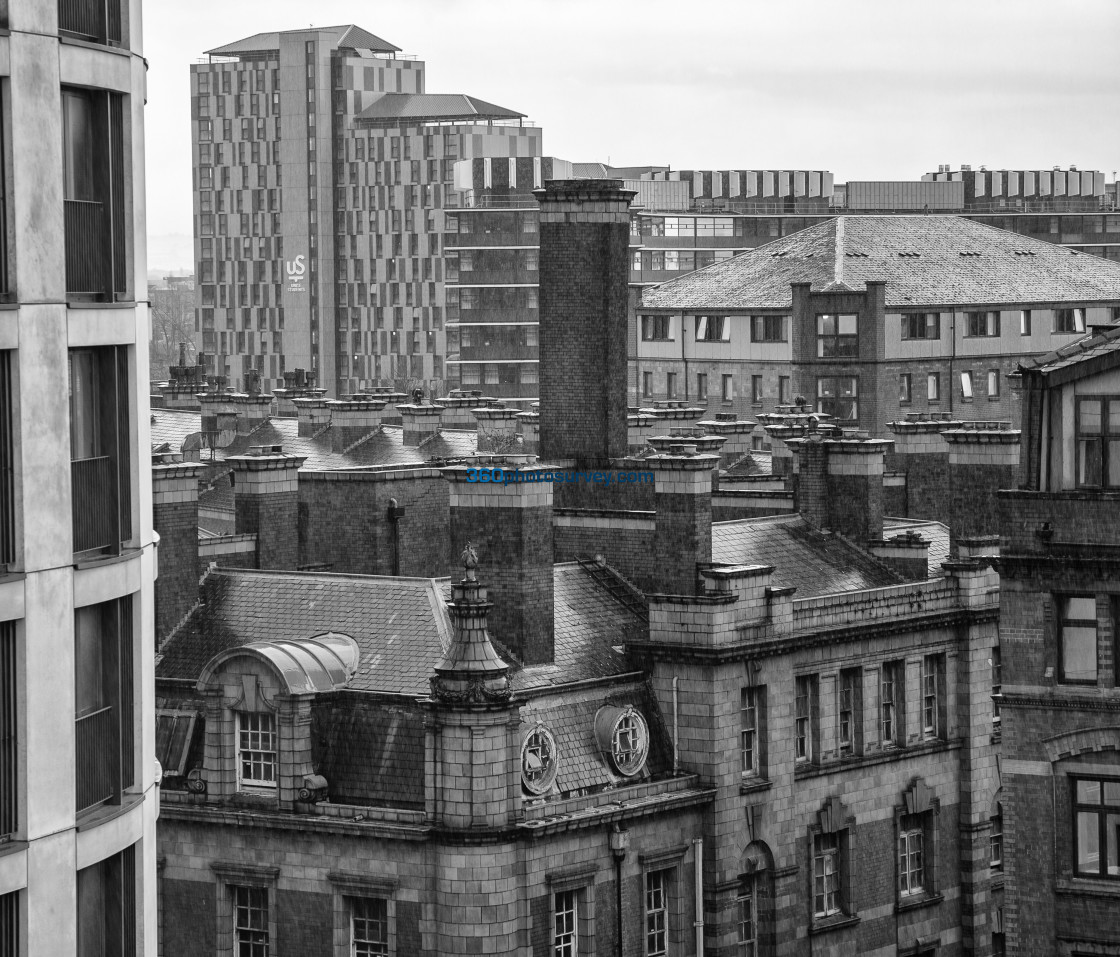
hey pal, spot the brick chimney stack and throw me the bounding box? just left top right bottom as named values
left=636, top=445, right=719, bottom=595
left=398, top=403, right=444, bottom=447
left=943, top=423, right=1020, bottom=554
left=536, top=180, right=635, bottom=469
left=327, top=399, right=386, bottom=452
left=151, top=458, right=205, bottom=641
left=228, top=450, right=307, bottom=569
left=791, top=431, right=891, bottom=541
left=443, top=463, right=554, bottom=666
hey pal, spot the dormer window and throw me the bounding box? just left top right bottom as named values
left=1076, top=397, right=1120, bottom=487
left=521, top=725, right=558, bottom=795
left=595, top=705, right=650, bottom=778
left=237, top=713, right=277, bottom=790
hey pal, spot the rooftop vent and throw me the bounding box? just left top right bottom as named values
left=897, top=251, right=921, bottom=258
left=958, top=251, right=981, bottom=257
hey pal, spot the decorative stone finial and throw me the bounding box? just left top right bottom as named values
left=461, top=542, right=479, bottom=581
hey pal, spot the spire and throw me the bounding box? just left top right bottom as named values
left=430, top=543, right=511, bottom=704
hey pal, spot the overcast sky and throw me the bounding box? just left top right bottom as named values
left=143, top=0, right=1120, bottom=271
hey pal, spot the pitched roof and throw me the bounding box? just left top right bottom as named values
left=711, top=514, right=902, bottom=597
left=205, top=25, right=399, bottom=57
left=883, top=519, right=951, bottom=577
left=150, top=410, right=204, bottom=450
left=356, top=93, right=523, bottom=124
left=1016, top=324, right=1120, bottom=384
left=156, top=564, right=638, bottom=696
left=641, top=215, right=1120, bottom=312
left=150, top=412, right=481, bottom=469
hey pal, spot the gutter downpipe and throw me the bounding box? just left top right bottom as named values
left=672, top=676, right=679, bottom=774
left=693, top=837, right=704, bottom=956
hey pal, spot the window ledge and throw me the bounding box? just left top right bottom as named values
left=66, top=299, right=137, bottom=309
left=58, top=34, right=131, bottom=56
left=76, top=791, right=144, bottom=831
left=794, top=738, right=956, bottom=779
left=809, top=913, right=860, bottom=936
left=0, top=839, right=27, bottom=860
left=1056, top=877, right=1120, bottom=898
left=0, top=302, right=18, bottom=312
left=739, top=776, right=772, bottom=796
left=988, top=396, right=1001, bottom=402
left=74, top=547, right=141, bottom=570
left=896, top=891, right=943, bottom=913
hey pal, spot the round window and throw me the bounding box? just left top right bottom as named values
left=521, top=725, right=558, bottom=795
left=609, top=708, right=649, bottom=777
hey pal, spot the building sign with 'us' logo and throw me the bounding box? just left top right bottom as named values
left=286, top=255, right=307, bottom=293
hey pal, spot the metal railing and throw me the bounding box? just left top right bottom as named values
left=64, top=200, right=105, bottom=296
left=58, top=0, right=120, bottom=43
left=72, top=455, right=118, bottom=553
left=75, top=705, right=115, bottom=813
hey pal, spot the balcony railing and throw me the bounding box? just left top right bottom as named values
left=58, top=0, right=121, bottom=44
left=72, top=455, right=118, bottom=553
left=64, top=200, right=105, bottom=297
left=76, top=705, right=116, bottom=813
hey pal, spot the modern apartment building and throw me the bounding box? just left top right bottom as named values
left=189, top=25, right=539, bottom=398
left=1, top=0, right=158, bottom=954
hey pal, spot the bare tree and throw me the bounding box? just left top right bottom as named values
left=149, top=281, right=196, bottom=380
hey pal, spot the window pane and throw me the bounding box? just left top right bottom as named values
left=1081, top=400, right=1102, bottom=433
left=1081, top=438, right=1104, bottom=485
left=1109, top=813, right=1120, bottom=877
left=1104, top=782, right=1120, bottom=805
left=1109, top=441, right=1120, bottom=487
left=1062, top=625, right=1098, bottom=681
left=1078, top=780, right=1102, bottom=804
left=1066, top=597, right=1097, bottom=620
left=1078, top=811, right=1100, bottom=873
left=838, top=314, right=858, bottom=335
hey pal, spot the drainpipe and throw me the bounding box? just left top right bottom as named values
left=610, top=825, right=630, bottom=957
left=672, top=676, right=679, bottom=775
left=386, top=498, right=405, bottom=575
left=693, top=837, right=704, bottom=956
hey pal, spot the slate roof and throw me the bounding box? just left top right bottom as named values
left=356, top=93, right=523, bottom=123
left=1016, top=324, right=1120, bottom=383
left=149, top=412, right=481, bottom=469
left=520, top=681, right=672, bottom=796
left=150, top=410, right=203, bottom=451
left=205, top=25, right=399, bottom=57
left=641, top=215, right=1120, bottom=312
left=883, top=518, right=951, bottom=578
left=156, top=563, right=638, bottom=696
left=711, top=514, right=902, bottom=597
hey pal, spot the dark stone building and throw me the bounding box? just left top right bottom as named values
left=997, top=327, right=1120, bottom=955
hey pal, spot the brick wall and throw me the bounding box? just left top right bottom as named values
left=538, top=181, right=633, bottom=468
left=299, top=469, right=449, bottom=577
left=153, top=462, right=205, bottom=642
left=161, top=876, right=216, bottom=957
left=447, top=479, right=554, bottom=664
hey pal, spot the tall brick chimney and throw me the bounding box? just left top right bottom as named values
left=536, top=180, right=635, bottom=468
left=791, top=432, right=891, bottom=541
left=327, top=399, right=385, bottom=452
left=292, top=397, right=332, bottom=437
left=228, top=450, right=307, bottom=569
left=398, top=403, right=443, bottom=447
left=152, top=458, right=205, bottom=642
left=474, top=407, right=521, bottom=453
left=443, top=463, right=554, bottom=666
left=943, top=423, right=1020, bottom=554
left=638, top=445, right=719, bottom=595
